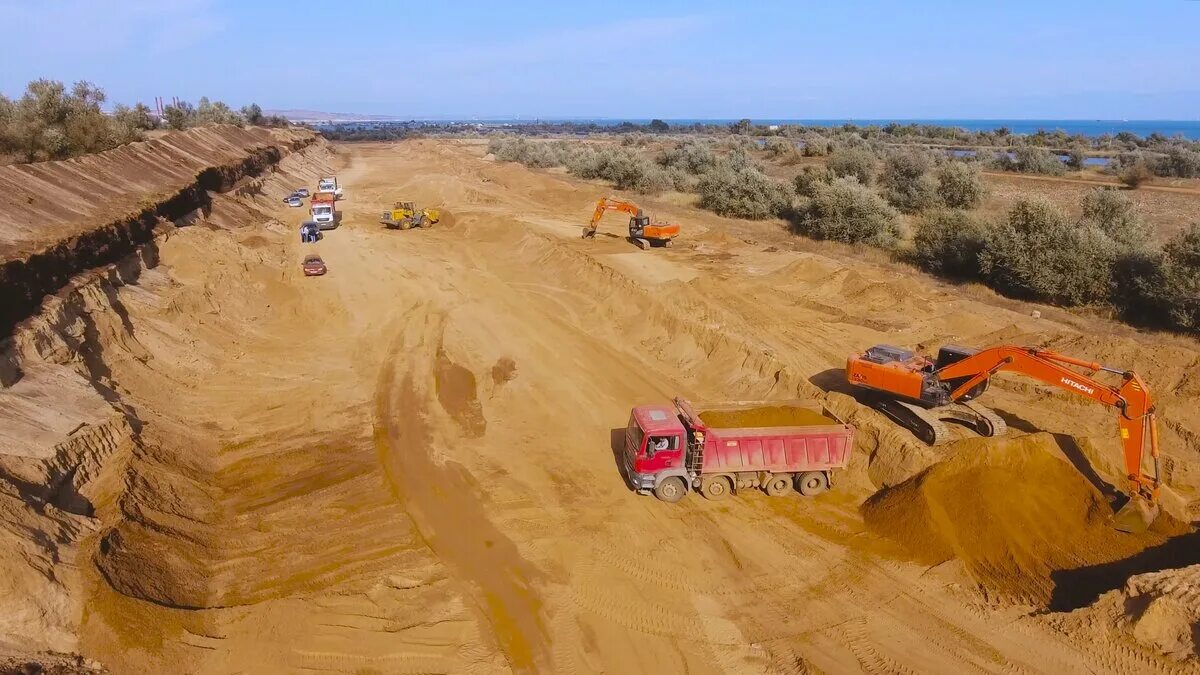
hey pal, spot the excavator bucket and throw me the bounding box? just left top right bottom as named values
left=1112, top=494, right=1160, bottom=533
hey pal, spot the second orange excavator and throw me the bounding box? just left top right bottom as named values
left=583, top=197, right=680, bottom=249
left=846, top=343, right=1162, bottom=531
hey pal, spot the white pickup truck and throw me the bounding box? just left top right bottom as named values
left=317, top=177, right=344, bottom=200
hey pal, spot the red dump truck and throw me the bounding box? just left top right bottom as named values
left=623, top=398, right=855, bottom=502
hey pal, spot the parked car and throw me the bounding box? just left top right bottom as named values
left=285, top=195, right=304, bottom=207
left=294, top=188, right=310, bottom=197
left=302, top=254, right=327, bottom=276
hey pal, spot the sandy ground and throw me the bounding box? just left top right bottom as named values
left=3, top=138, right=1200, bottom=673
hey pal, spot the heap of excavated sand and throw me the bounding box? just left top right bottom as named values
left=1123, top=564, right=1200, bottom=661
left=698, top=405, right=835, bottom=429
left=862, top=433, right=1192, bottom=605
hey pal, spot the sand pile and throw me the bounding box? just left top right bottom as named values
left=1122, top=564, right=1200, bottom=661
left=862, top=433, right=1192, bottom=605
left=698, top=405, right=835, bottom=429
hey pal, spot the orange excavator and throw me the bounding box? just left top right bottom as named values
left=846, top=344, right=1162, bottom=531
left=583, top=197, right=680, bottom=249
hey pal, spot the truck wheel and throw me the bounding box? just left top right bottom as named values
left=764, top=474, right=792, bottom=497
left=654, top=477, right=686, bottom=503
left=796, top=472, right=829, bottom=497
left=700, top=475, right=732, bottom=501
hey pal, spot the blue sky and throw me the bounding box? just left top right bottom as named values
left=1, top=0, right=1197, bottom=119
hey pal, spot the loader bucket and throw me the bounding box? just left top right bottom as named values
left=1112, top=494, right=1160, bottom=533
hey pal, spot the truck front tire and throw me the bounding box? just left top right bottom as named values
left=654, top=477, right=686, bottom=503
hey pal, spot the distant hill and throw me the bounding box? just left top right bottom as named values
left=265, top=109, right=407, bottom=123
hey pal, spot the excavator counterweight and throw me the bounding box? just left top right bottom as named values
left=847, top=343, right=1162, bottom=532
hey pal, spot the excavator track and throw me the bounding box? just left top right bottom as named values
left=871, top=398, right=952, bottom=446
left=962, top=402, right=1008, bottom=438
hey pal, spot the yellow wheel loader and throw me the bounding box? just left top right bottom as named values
left=381, top=201, right=440, bottom=230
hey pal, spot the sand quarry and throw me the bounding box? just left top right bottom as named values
left=1, top=130, right=1199, bottom=673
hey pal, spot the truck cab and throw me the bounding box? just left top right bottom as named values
left=317, top=177, right=344, bottom=199
left=623, top=405, right=687, bottom=495
left=310, top=196, right=337, bottom=227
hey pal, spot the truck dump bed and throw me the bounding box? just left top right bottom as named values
left=676, top=398, right=853, bottom=475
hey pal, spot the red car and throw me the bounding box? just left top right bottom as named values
left=302, top=254, right=327, bottom=276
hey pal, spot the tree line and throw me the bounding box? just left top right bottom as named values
left=0, top=79, right=287, bottom=164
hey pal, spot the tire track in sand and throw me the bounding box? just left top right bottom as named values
left=373, top=304, right=551, bottom=673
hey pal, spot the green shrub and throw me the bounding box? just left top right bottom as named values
left=1079, top=188, right=1149, bottom=248
left=657, top=139, right=716, bottom=174
left=972, top=148, right=995, bottom=165
left=163, top=103, right=191, bottom=131
left=109, top=104, right=153, bottom=144
left=1114, top=224, right=1200, bottom=332
left=762, top=137, right=796, bottom=159
left=664, top=166, right=694, bottom=191
left=115, top=103, right=155, bottom=131
left=935, top=161, right=986, bottom=209
left=194, top=97, right=243, bottom=126
left=911, top=210, right=989, bottom=278
left=1119, top=160, right=1154, bottom=188
left=567, top=145, right=672, bottom=193
left=793, top=166, right=834, bottom=198
left=635, top=164, right=676, bottom=193
left=1066, top=146, right=1088, bottom=170
left=827, top=147, right=878, bottom=185
left=801, top=133, right=833, bottom=157
left=1140, top=224, right=1200, bottom=330
left=696, top=164, right=791, bottom=219
left=0, top=79, right=125, bottom=161
left=790, top=176, right=900, bottom=246
left=1152, top=146, right=1200, bottom=178
left=979, top=199, right=1115, bottom=305
left=241, top=103, right=264, bottom=125
left=720, top=135, right=757, bottom=152
left=1108, top=152, right=1143, bottom=173
left=1008, top=145, right=1067, bottom=175
left=487, top=137, right=566, bottom=167
left=880, top=149, right=939, bottom=213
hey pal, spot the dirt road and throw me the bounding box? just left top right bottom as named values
left=8, top=138, right=1198, bottom=672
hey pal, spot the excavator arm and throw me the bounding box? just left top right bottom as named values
left=936, top=346, right=1161, bottom=505
left=584, top=197, right=642, bottom=238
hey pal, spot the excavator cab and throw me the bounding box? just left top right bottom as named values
left=934, top=345, right=989, bottom=401
left=629, top=214, right=650, bottom=238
